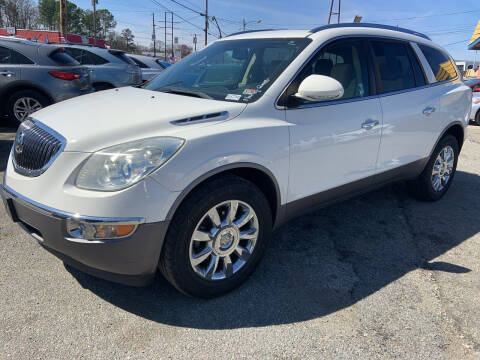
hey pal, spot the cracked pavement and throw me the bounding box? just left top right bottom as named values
left=1, top=125, right=480, bottom=359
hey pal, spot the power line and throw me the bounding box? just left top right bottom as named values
left=165, top=0, right=203, bottom=15
left=149, top=0, right=218, bottom=38
left=442, top=39, right=471, bottom=47
left=368, top=9, right=480, bottom=23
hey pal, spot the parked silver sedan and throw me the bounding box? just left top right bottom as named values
left=127, top=54, right=170, bottom=82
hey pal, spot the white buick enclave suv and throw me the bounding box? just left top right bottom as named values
left=2, top=24, right=472, bottom=298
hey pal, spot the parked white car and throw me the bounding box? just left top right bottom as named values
left=2, top=24, right=471, bottom=298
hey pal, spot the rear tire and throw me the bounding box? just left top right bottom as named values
left=475, top=110, right=480, bottom=126
left=159, top=175, right=272, bottom=298
left=407, top=134, right=459, bottom=201
left=7, top=89, right=50, bottom=124
left=93, top=83, right=114, bottom=92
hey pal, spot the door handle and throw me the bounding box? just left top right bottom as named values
left=0, top=71, right=15, bottom=77
left=361, top=119, right=379, bottom=130
left=423, top=106, right=436, bottom=116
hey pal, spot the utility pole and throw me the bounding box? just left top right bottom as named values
left=243, top=19, right=246, bottom=31
left=92, top=0, right=98, bottom=46
left=328, top=0, right=341, bottom=24
left=152, top=13, right=156, bottom=57
left=59, top=0, right=66, bottom=38
left=204, top=0, right=208, bottom=46
left=193, top=33, right=197, bottom=51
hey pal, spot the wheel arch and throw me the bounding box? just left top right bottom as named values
left=0, top=82, right=54, bottom=114
left=429, top=122, right=465, bottom=158
left=165, top=163, right=282, bottom=227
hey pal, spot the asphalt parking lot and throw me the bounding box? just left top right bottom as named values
left=1, top=125, right=480, bottom=360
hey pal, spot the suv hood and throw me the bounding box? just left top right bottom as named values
left=32, top=87, right=247, bottom=152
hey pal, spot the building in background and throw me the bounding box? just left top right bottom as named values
left=467, top=20, right=480, bottom=78
left=0, top=28, right=106, bottom=48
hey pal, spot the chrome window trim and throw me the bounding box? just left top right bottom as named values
left=2, top=184, right=146, bottom=225
left=12, top=118, right=67, bottom=177
left=410, top=42, right=436, bottom=83
left=276, top=34, right=458, bottom=111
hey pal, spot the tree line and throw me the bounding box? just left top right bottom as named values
left=0, top=0, right=138, bottom=52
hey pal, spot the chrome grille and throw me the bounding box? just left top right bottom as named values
left=12, top=119, right=66, bottom=177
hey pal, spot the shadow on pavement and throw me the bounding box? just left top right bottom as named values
left=0, top=125, right=16, bottom=172
left=66, top=170, right=480, bottom=330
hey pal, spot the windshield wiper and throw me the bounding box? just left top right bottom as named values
left=163, top=88, right=213, bottom=99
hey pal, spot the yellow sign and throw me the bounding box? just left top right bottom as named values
left=468, top=20, right=480, bottom=50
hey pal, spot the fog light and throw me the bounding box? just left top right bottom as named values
left=66, top=219, right=136, bottom=240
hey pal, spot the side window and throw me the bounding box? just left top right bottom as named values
left=84, top=51, right=108, bottom=65
left=11, top=49, right=34, bottom=64
left=371, top=40, right=416, bottom=93
left=64, top=48, right=85, bottom=64
left=130, top=57, right=149, bottom=68
left=418, top=44, right=457, bottom=82
left=0, top=46, right=11, bottom=63
left=406, top=45, right=426, bottom=86
left=288, top=39, right=370, bottom=106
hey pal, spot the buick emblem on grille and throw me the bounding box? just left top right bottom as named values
left=14, top=131, right=25, bottom=154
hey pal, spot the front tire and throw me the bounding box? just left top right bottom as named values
left=159, top=175, right=272, bottom=298
left=407, top=134, right=459, bottom=201
left=475, top=110, right=480, bottom=126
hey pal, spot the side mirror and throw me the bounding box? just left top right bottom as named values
left=294, top=74, right=344, bottom=102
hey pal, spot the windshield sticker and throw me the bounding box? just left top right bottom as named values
left=225, top=94, right=242, bottom=101
left=256, top=79, right=270, bottom=91
left=243, top=89, right=257, bottom=95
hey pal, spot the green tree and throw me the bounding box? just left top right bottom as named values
left=38, top=0, right=56, bottom=30
left=121, top=28, right=135, bottom=51
left=97, top=9, right=116, bottom=39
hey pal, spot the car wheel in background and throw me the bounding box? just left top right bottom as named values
left=7, top=89, right=51, bottom=124
left=93, top=83, right=114, bottom=92
left=475, top=110, right=480, bottom=126
left=159, top=175, right=272, bottom=298
left=407, top=134, right=459, bottom=201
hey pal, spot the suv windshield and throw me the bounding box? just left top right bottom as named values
left=144, top=38, right=311, bottom=103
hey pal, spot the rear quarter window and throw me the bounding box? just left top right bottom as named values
left=418, top=44, right=457, bottom=82
left=50, top=48, right=79, bottom=66
left=130, top=57, right=149, bottom=68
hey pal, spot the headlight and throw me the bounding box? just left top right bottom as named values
left=76, top=137, right=184, bottom=191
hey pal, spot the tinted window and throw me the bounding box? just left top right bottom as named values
left=109, top=50, right=136, bottom=65
left=10, top=50, right=33, bottom=64
left=288, top=38, right=370, bottom=104
left=50, top=48, right=79, bottom=65
left=84, top=50, right=108, bottom=65
left=130, top=57, right=149, bottom=68
left=0, top=46, right=11, bottom=63
left=419, top=44, right=457, bottom=82
left=371, top=41, right=416, bottom=93
left=406, top=45, right=426, bottom=86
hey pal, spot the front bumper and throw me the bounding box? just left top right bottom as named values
left=1, top=184, right=169, bottom=286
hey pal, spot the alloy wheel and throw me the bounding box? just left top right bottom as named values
left=13, top=97, right=43, bottom=122
left=189, top=200, right=259, bottom=281
left=431, top=145, right=454, bottom=192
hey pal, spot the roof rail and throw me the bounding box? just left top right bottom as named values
left=226, top=29, right=278, bottom=38
left=309, top=23, right=431, bottom=40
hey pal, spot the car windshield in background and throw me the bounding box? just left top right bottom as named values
left=144, top=38, right=312, bottom=103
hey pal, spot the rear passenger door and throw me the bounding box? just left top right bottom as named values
left=0, top=46, right=23, bottom=88
left=370, top=39, right=439, bottom=173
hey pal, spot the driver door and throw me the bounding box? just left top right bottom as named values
left=284, top=38, right=382, bottom=205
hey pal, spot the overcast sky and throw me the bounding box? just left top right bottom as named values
left=68, top=0, right=480, bottom=60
